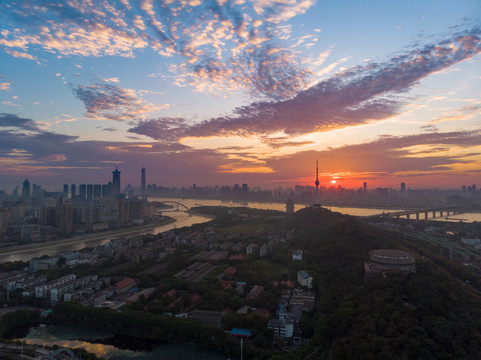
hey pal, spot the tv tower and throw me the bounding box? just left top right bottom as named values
left=314, top=160, right=321, bottom=207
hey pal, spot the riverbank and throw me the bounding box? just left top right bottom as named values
left=0, top=217, right=176, bottom=255
left=0, top=217, right=179, bottom=264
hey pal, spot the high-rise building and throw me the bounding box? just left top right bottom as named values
left=85, top=205, right=102, bottom=225
left=241, top=184, right=249, bottom=201
left=86, top=184, right=93, bottom=200
left=71, top=184, right=76, bottom=198
left=286, top=199, right=294, bottom=214
left=401, top=182, right=406, bottom=193
left=107, top=182, right=113, bottom=197
left=79, top=184, right=87, bottom=200
left=0, top=208, right=10, bottom=236
left=63, top=184, right=68, bottom=197
left=39, top=207, right=58, bottom=227
left=363, top=182, right=367, bottom=191
left=72, top=207, right=82, bottom=225
left=5, top=202, right=25, bottom=220
left=32, top=184, right=41, bottom=197
left=118, top=198, right=144, bottom=224
left=60, top=202, right=73, bottom=235
left=141, top=168, right=146, bottom=194
left=112, top=169, right=121, bottom=196
left=101, top=184, right=108, bottom=198
left=93, top=184, right=102, bottom=199
left=22, top=179, right=30, bottom=198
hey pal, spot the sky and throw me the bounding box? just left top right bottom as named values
left=0, top=0, right=480, bottom=192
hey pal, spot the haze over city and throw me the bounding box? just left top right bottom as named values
left=0, top=0, right=480, bottom=191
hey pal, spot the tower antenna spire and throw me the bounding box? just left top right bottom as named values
left=314, top=160, right=320, bottom=207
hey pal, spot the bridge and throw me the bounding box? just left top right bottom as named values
left=379, top=206, right=464, bottom=220
left=151, top=201, right=190, bottom=211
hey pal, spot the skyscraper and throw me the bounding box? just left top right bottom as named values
left=22, top=179, right=30, bottom=198
left=112, top=169, right=121, bottom=196
left=101, top=184, right=108, bottom=198
left=79, top=184, right=86, bottom=200
left=93, top=184, right=102, bottom=199
left=60, top=202, right=73, bottom=235
left=401, top=182, right=406, bottom=193
left=86, top=184, right=93, bottom=200
left=141, top=167, right=146, bottom=194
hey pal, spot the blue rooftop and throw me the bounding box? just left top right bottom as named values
left=229, top=328, right=252, bottom=337
left=298, top=270, right=309, bottom=279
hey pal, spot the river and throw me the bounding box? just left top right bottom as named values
left=2, top=198, right=480, bottom=264
left=0, top=211, right=210, bottom=264
left=431, top=212, right=481, bottom=223
left=22, top=325, right=226, bottom=360
left=152, top=197, right=397, bottom=216
left=0, top=198, right=395, bottom=264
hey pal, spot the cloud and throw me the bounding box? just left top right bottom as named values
left=0, top=113, right=39, bottom=131
left=0, top=0, right=313, bottom=100
left=253, top=0, right=315, bottom=23
left=0, top=113, right=232, bottom=185
left=71, top=83, right=168, bottom=120
left=176, top=44, right=310, bottom=100
left=4, top=48, right=38, bottom=60
left=429, top=104, right=481, bottom=124
left=128, top=118, right=188, bottom=142
left=0, top=82, right=11, bottom=91
left=260, top=138, right=314, bottom=149
left=0, top=3, right=148, bottom=57
left=131, top=26, right=481, bottom=141
left=266, top=130, right=481, bottom=184
left=2, top=101, right=22, bottom=108
left=1, top=113, right=480, bottom=187
left=102, top=78, right=120, bottom=83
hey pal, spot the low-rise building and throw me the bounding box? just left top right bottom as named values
left=246, top=244, right=259, bottom=256
left=246, top=285, right=264, bottom=300
left=292, top=250, right=303, bottom=261
left=268, top=318, right=295, bottom=338
left=289, top=289, right=316, bottom=312
left=113, top=277, right=137, bottom=295
left=297, top=270, right=312, bottom=289
left=364, top=249, right=416, bottom=280
left=187, top=309, right=224, bottom=327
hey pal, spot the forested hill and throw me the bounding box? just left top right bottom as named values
left=278, top=207, right=481, bottom=360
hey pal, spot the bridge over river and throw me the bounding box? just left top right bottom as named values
left=379, top=206, right=464, bottom=220
left=151, top=201, right=190, bottom=212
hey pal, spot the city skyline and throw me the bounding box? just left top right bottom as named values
left=5, top=167, right=480, bottom=194
left=1, top=1, right=480, bottom=190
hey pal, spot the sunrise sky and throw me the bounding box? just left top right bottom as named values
left=0, top=0, right=480, bottom=191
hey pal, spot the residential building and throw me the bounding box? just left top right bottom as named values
left=297, top=270, right=313, bottom=289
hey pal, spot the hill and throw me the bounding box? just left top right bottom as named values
left=273, top=207, right=481, bottom=359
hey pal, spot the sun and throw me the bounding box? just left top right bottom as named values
left=331, top=179, right=337, bottom=184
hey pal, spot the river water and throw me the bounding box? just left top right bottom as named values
left=2, top=198, right=480, bottom=264
left=151, top=197, right=395, bottom=217
left=0, top=198, right=393, bottom=264
left=23, top=325, right=226, bottom=360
